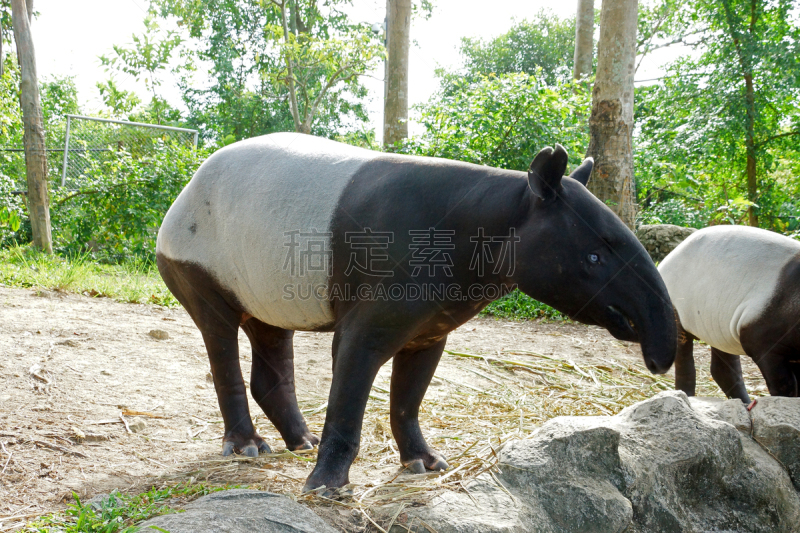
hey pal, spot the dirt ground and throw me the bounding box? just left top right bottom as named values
left=0, top=287, right=768, bottom=531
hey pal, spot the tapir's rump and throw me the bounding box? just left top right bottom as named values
left=156, top=133, right=380, bottom=330
left=659, top=225, right=800, bottom=355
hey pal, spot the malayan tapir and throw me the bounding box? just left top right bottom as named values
left=156, top=132, right=677, bottom=492
left=659, top=225, right=800, bottom=403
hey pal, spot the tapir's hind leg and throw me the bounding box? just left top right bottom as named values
left=241, top=319, right=319, bottom=451
left=303, top=324, right=408, bottom=492
left=674, top=325, right=697, bottom=396
left=157, top=255, right=267, bottom=457
left=390, top=338, right=449, bottom=474
left=710, top=348, right=750, bottom=403
left=751, top=352, right=799, bottom=397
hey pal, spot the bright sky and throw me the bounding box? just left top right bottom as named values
left=29, top=0, right=676, bottom=140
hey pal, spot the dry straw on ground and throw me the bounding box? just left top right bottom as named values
left=148, top=347, right=749, bottom=533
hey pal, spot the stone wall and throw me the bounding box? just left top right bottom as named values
left=636, top=224, right=697, bottom=263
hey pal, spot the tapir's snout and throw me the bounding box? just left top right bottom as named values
left=585, top=268, right=677, bottom=375
left=628, top=282, right=677, bottom=375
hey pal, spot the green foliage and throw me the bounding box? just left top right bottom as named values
left=27, top=483, right=227, bottom=532
left=481, top=289, right=565, bottom=321
left=634, top=0, right=800, bottom=230
left=0, top=51, right=26, bottom=239
left=636, top=198, right=711, bottom=228
left=49, top=142, right=208, bottom=262
left=449, top=11, right=577, bottom=86
left=0, top=204, right=20, bottom=231
left=141, top=0, right=382, bottom=141
left=0, top=244, right=178, bottom=306
left=97, top=79, right=143, bottom=117
left=395, top=72, right=590, bottom=172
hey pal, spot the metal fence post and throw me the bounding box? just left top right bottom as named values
left=60, top=115, right=71, bottom=188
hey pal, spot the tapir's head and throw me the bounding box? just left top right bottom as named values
left=513, top=144, right=677, bottom=374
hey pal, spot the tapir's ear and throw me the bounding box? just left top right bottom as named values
left=528, top=144, right=569, bottom=201
left=569, top=157, right=594, bottom=187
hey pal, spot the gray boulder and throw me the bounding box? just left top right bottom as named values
left=636, top=224, right=696, bottom=262
left=402, top=391, right=800, bottom=533
left=751, top=397, right=800, bottom=491
left=137, top=489, right=338, bottom=533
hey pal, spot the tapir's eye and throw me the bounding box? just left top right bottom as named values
left=588, top=253, right=600, bottom=264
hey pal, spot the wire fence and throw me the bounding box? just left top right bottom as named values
left=59, top=115, right=198, bottom=190
left=1, top=115, right=198, bottom=191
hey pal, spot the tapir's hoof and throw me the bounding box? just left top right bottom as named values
left=222, top=441, right=236, bottom=456
left=404, top=459, right=426, bottom=474
left=302, top=484, right=353, bottom=500
left=290, top=433, right=320, bottom=451
left=428, top=457, right=449, bottom=471
left=221, top=434, right=271, bottom=457
left=403, top=456, right=448, bottom=474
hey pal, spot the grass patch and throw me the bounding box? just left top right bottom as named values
left=26, top=483, right=230, bottom=532
left=0, top=245, right=177, bottom=306
left=481, top=289, right=565, bottom=320
left=0, top=245, right=562, bottom=321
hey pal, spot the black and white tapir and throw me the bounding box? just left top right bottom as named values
left=156, top=132, right=677, bottom=492
left=659, top=225, right=800, bottom=403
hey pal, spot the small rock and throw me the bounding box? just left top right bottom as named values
left=139, top=489, right=338, bottom=533
left=148, top=329, right=170, bottom=340
left=128, top=419, right=147, bottom=433
left=86, top=492, right=122, bottom=511
left=206, top=371, right=214, bottom=383
left=57, top=339, right=81, bottom=347
left=71, top=426, right=86, bottom=443
left=100, top=369, right=112, bottom=376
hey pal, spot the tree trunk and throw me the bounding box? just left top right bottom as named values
left=586, top=0, right=638, bottom=229
left=573, top=0, right=594, bottom=80
left=744, top=73, right=758, bottom=227
left=277, top=1, right=302, bottom=132
left=11, top=0, right=51, bottom=252
left=383, top=0, right=410, bottom=147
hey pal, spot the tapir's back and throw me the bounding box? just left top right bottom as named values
left=156, top=132, right=380, bottom=330
left=658, top=225, right=800, bottom=354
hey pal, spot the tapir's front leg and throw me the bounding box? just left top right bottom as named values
left=391, top=338, right=449, bottom=473
left=303, top=326, right=407, bottom=492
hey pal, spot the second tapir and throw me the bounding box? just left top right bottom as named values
left=156, top=132, right=677, bottom=492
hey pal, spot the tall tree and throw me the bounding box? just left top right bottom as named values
left=384, top=0, right=411, bottom=146
left=586, top=0, right=638, bottom=229
left=144, top=0, right=383, bottom=141
left=11, top=0, right=50, bottom=251
left=634, top=0, right=800, bottom=230
left=573, top=0, right=594, bottom=80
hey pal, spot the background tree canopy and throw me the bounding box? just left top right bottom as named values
left=635, top=0, right=800, bottom=231
left=2, top=0, right=800, bottom=261
left=113, top=0, right=386, bottom=143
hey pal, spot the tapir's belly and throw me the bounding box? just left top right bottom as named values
left=156, top=133, right=379, bottom=330
left=659, top=226, right=799, bottom=355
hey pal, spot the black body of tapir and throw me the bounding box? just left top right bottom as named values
left=156, top=132, right=677, bottom=492
left=659, top=225, right=800, bottom=403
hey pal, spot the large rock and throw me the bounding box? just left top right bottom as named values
left=138, top=489, right=338, bottom=533
left=751, top=397, right=800, bottom=491
left=401, top=391, right=800, bottom=533
left=636, top=224, right=697, bottom=262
